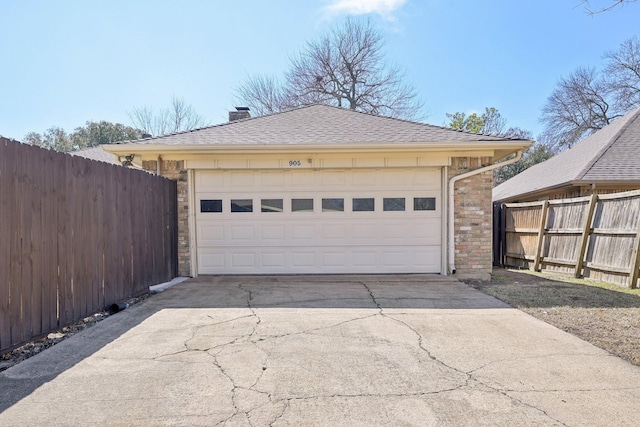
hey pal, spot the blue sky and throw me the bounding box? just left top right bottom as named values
left=1, top=0, right=638, bottom=141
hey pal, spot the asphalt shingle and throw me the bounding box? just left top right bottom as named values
left=493, top=107, right=640, bottom=202
left=115, top=104, right=525, bottom=146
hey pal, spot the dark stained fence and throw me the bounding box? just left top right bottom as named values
left=495, top=190, right=640, bottom=288
left=0, top=138, right=177, bottom=353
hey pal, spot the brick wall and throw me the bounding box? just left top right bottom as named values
left=143, top=160, right=191, bottom=277
left=450, top=157, right=493, bottom=280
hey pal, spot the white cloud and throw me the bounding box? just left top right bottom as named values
left=323, top=0, right=407, bottom=20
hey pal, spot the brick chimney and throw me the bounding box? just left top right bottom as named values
left=229, top=106, right=251, bottom=122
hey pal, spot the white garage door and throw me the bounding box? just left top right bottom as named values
left=195, top=168, right=442, bottom=275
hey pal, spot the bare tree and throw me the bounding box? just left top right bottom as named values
left=540, top=38, right=640, bottom=149
left=129, top=96, right=208, bottom=137
left=580, top=0, right=638, bottom=14
left=604, top=36, right=640, bottom=112
left=236, top=17, right=424, bottom=120
left=235, top=75, right=291, bottom=116
left=540, top=67, right=621, bottom=148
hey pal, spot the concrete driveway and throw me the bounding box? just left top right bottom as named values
left=2, top=275, right=640, bottom=426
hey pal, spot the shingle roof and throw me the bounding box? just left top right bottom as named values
left=493, top=107, right=640, bottom=202
left=70, top=146, right=121, bottom=165
left=114, top=104, right=525, bottom=146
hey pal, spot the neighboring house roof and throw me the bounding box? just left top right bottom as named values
left=110, top=104, right=527, bottom=147
left=493, top=107, right=640, bottom=202
left=70, top=146, right=121, bottom=165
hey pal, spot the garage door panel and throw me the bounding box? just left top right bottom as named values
left=262, top=252, right=286, bottom=267
left=200, top=252, right=225, bottom=269
left=195, top=168, right=443, bottom=275
left=321, top=171, right=346, bottom=186
left=352, top=224, right=377, bottom=239
left=231, top=253, right=255, bottom=267
left=352, top=251, right=377, bottom=267
left=321, top=224, right=347, bottom=240
left=197, top=225, right=225, bottom=245
left=261, top=225, right=286, bottom=241
left=260, top=171, right=284, bottom=186
left=230, top=171, right=254, bottom=187
left=292, top=224, right=315, bottom=240
left=322, top=252, right=347, bottom=267
left=292, top=252, right=316, bottom=267
left=230, top=226, right=255, bottom=241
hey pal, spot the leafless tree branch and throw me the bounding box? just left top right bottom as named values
left=579, top=0, right=638, bottom=14
left=236, top=17, right=425, bottom=120
left=128, top=96, right=208, bottom=136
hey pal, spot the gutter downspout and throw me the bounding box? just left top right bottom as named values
left=447, top=150, right=523, bottom=274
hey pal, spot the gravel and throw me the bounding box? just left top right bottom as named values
left=0, top=293, right=152, bottom=372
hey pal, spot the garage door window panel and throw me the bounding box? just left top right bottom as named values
left=383, top=198, right=405, bottom=211
left=353, top=198, right=375, bottom=212
left=231, top=199, right=253, bottom=212
left=414, top=197, right=436, bottom=211
left=292, top=198, right=314, bottom=212
left=201, top=199, right=223, bottom=213
left=261, top=199, right=283, bottom=213
left=322, top=198, right=344, bottom=212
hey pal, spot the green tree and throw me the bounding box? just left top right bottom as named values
left=23, top=126, right=73, bottom=152
left=23, top=121, right=142, bottom=152
left=70, top=121, right=142, bottom=148
left=446, top=107, right=506, bottom=135
left=445, top=109, right=554, bottom=185
left=237, top=17, right=424, bottom=120
left=493, top=129, right=556, bottom=186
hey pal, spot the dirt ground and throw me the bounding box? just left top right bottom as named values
left=465, top=268, right=640, bottom=366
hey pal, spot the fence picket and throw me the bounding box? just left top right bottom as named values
left=533, top=201, right=549, bottom=271
left=574, top=194, right=598, bottom=278
left=499, top=190, right=640, bottom=288
left=0, top=138, right=177, bottom=354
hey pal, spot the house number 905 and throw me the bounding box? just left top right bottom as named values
left=289, top=160, right=302, bottom=166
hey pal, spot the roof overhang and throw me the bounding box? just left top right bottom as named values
left=494, top=179, right=640, bottom=203
left=104, top=141, right=532, bottom=159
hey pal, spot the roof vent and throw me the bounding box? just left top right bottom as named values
left=229, top=106, right=251, bottom=122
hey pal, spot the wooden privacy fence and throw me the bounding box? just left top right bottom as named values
left=495, top=189, right=640, bottom=288
left=0, top=138, right=178, bottom=354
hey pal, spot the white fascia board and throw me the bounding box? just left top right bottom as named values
left=103, top=141, right=532, bottom=156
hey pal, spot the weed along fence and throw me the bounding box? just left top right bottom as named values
left=495, top=189, right=640, bottom=288
left=0, top=138, right=178, bottom=354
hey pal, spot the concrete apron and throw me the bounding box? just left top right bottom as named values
left=2, top=276, right=640, bottom=426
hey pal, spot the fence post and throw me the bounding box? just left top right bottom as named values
left=628, top=210, right=640, bottom=289
left=492, top=202, right=501, bottom=266
left=574, top=194, right=598, bottom=278
left=533, top=201, right=549, bottom=272
left=500, top=203, right=507, bottom=267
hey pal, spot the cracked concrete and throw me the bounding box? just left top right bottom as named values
left=2, top=275, right=640, bottom=426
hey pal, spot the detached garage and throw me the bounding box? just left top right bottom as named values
left=105, top=105, right=531, bottom=279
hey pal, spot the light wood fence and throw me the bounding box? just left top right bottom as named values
left=0, top=138, right=178, bottom=354
left=495, top=190, right=640, bottom=288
